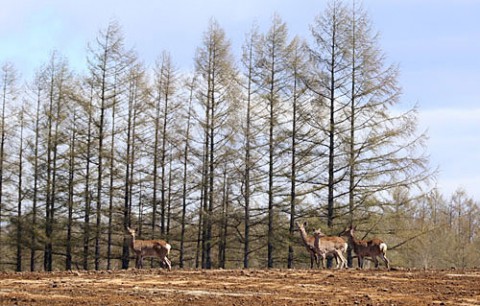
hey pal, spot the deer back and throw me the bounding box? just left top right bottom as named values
left=353, top=237, right=384, bottom=256
left=134, top=239, right=170, bottom=257
left=324, top=236, right=348, bottom=252
left=314, top=235, right=346, bottom=254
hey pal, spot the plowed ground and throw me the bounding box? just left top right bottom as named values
left=1, top=268, right=479, bottom=305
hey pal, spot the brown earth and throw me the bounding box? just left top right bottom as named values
left=0, top=268, right=479, bottom=305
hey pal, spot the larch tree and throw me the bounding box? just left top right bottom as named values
left=40, top=52, right=72, bottom=271
left=105, top=69, right=119, bottom=271
left=121, top=61, right=148, bottom=269
left=284, top=36, right=311, bottom=268
left=255, top=14, right=291, bottom=268
left=306, top=1, right=430, bottom=266
left=65, top=107, right=78, bottom=271
left=80, top=78, right=95, bottom=270
left=194, top=19, right=239, bottom=269
left=86, top=20, right=131, bottom=270
left=28, top=70, right=44, bottom=272
left=306, top=0, right=351, bottom=229
left=239, top=24, right=264, bottom=269
left=152, top=51, right=178, bottom=240
left=178, top=75, right=196, bottom=268
left=342, top=2, right=430, bottom=227
left=0, top=62, right=18, bottom=253
left=15, top=105, right=27, bottom=272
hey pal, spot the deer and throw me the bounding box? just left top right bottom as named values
left=126, top=227, right=172, bottom=271
left=312, top=228, right=348, bottom=269
left=339, top=225, right=390, bottom=270
left=295, top=221, right=320, bottom=269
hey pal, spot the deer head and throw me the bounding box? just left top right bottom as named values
left=339, top=225, right=355, bottom=237
left=126, top=227, right=136, bottom=238
left=313, top=228, right=327, bottom=238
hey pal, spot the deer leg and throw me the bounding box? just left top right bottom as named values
left=332, top=253, right=339, bottom=269
left=381, top=254, right=390, bottom=270
left=320, top=254, right=327, bottom=269
left=332, top=252, right=339, bottom=269
left=310, top=252, right=314, bottom=269
left=372, top=256, right=379, bottom=268
left=358, top=256, right=363, bottom=269
left=335, top=250, right=346, bottom=269
left=164, top=257, right=172, bottom=271
left=337, top=250, right=347, bottom=269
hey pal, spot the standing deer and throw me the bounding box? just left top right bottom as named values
left=313, top=228, right=348, bottom=269
left=295, top=221, right=320, bottom=269
left=339, top=225, right=390, bottom=270
left=127, top=227, right=172, bottom=271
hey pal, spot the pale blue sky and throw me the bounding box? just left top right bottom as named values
left=1, top=0, right=479, bottom=200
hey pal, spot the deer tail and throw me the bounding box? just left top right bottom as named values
left=379, top=242, right=387, bottom=254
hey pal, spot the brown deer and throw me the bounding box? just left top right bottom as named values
left=339, top=225, right=390, bottom=270
left=295, top=221, right=320, bottom=269
left=127, top=227, right=172, bottom=271
left=313, top=228, right=348, bottom=269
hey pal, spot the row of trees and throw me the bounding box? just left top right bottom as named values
left=0, top=1, right=477, bottom=272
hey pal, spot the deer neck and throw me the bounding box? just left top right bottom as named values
left=348, top=233, right=361, bottom=248
left=130, top=234, right=136, bottom=250
left=313, top=234, right=320, bottom=248
left=299, top=227, right=311, bottom=246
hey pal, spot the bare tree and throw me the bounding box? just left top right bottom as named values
left=179, top=75, right=195, bottom=268
left=285, top=36, right=310, bottom=268
left=306, top=1, right=351, bottom=229
left=40, top=52, right=71, bottom=271
left=15, top=106, right=27, bottom=272
left=152, top=51, right=178, bottom=239
left=0, top=62, right=18, bottom=253
left=239, top=25, right=264, bottom=269
left=344, top=2, right=430, bottom=225
left=194, top=19, right=239, bottom=269
left=255, top=14, right=291, bottom=268
left=81, top=79, right=95, bottom=270
left=87, top=20, right=132, bottom=270
left=121, top=62, right=148, bottom=269
left=65, top=108, right=78, bottom=271
left=29, top=71, right=43, bottom=271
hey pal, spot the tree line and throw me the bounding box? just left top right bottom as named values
left=0, top=1, right=478, bottom=272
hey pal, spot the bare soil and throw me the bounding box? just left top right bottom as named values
left=1, top=268, right=479, bottom=305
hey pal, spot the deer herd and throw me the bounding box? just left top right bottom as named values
left=126, top=221, right=390, bottom=271
left=296, top=221, right=390, bottom=270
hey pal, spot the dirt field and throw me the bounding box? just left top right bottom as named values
left=0, top=268, right=479, bottom=305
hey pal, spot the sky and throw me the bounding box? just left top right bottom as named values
left=1, top=0, right=479, bottom=200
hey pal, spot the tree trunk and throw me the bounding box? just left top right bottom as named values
left=66, top=111, right=77, bottom=271
left=179, top=77, right=194, bottom=268
left=83, top=85, right=94, bottom=270
left=30, top=84, right=41, bottom=272
left=16, top=109, right=25, bottom=272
